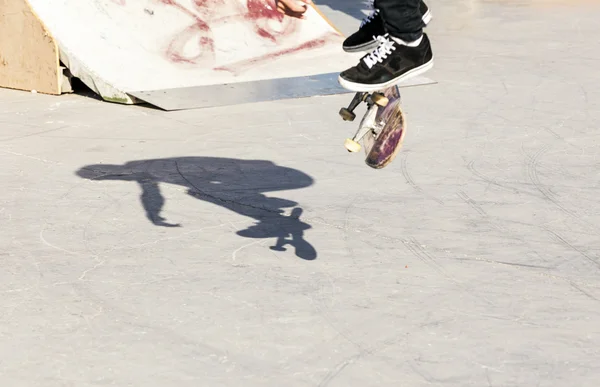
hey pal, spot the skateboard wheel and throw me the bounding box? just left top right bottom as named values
left=339, top=108, right=356, bottom=122
left=344, top=138, right=361, bottom=153
left=372, top=93, right=389, bottom=107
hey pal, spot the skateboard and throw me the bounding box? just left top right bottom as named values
left=338, top=85, right=406, bottom=169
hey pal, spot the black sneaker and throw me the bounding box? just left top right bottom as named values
left=342, top=7, right=386, bottom=53
left=338, top=33, right=434, bottom=92
left=420, top=1, right=432, bottom=25
left=343, top=1, right=433, bottom=53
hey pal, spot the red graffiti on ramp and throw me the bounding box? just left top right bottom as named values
left=108, top=0, right=337, bottom=72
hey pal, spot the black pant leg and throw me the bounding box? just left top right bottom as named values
left=374, top=0, right=424, bottom=42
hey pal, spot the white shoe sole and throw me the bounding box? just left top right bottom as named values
left=338, top=58, right=434, bottom=92
left=422, top=10, right=432, bottom=25
left=343, top=39, right=381, bottom=53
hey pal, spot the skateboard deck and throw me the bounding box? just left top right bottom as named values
left=339, top=85, right=406, bottom=169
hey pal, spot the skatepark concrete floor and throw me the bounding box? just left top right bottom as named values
left=2, top=1, right=600, bottom=386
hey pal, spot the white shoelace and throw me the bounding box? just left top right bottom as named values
left=363, top=35, right=396, bottom=69
left=360, top=0, right=379, bottom=28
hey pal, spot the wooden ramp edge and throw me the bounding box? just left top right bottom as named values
left=0, top=0, right=61, bottom=95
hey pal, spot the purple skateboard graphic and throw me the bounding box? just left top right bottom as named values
left=339, top=85, right=406, bottom=169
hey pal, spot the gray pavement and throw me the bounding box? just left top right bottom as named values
left=2, top=0, right=600, bottom=386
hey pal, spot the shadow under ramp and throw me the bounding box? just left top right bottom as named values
left=76, top=157, right=317, bottom=260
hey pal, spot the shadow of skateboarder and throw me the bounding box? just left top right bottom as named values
left=237, top=207, right=315, bottom=259
left=76, top=157, right=317, bottom=260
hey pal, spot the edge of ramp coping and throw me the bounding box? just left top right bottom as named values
left=128, top=73, right=437, bottom=111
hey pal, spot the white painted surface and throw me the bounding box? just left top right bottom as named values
left=26, top=0, right=360, bottom=102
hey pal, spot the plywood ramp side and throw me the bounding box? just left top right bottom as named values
left=0, top=0, right=60, bottom=95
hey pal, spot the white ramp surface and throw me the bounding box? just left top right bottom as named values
left=27, top=0, right=359, bottom=105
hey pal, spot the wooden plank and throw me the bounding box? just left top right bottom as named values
left=0, top=0, right=60, bottom=95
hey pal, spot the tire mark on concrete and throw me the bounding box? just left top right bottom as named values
left=403, top=237, right=498, bottom=306
left=456, top=190, right=511, bottom=234
left=318, top=354, right=360, bottom=387
left=525, top=146, right=599, bottom=232
left=467, top=159, right=539, bottom=197
left=454, top=258, right=552, bottom=270
left=342, top=196, right=358, bottom=265
left=457, top=190, right=487, bottom=216
left=525, top=146, right=565, bottom=209
left=317, top=330, right=407, bottom=387
left=403, top=237, right=450, bottom=279
left=571, top=282, right=600, bottom=302
left=463, top=255, right=600, bottom=291
left=544, top=227, right=600, bottom=270
left=400, top=153, right=443, bottom=204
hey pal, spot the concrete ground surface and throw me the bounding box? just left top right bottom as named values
left=2, top=0, right=600, bottom=386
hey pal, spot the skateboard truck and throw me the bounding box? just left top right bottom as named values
left=339, top=91, right=390, bottom=152
left=338, top=91, right=389, bottom=122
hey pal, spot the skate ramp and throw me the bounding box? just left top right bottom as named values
left=0, top=0, right=64, bottom=95
left=1, top=0, right=435, bottom=109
